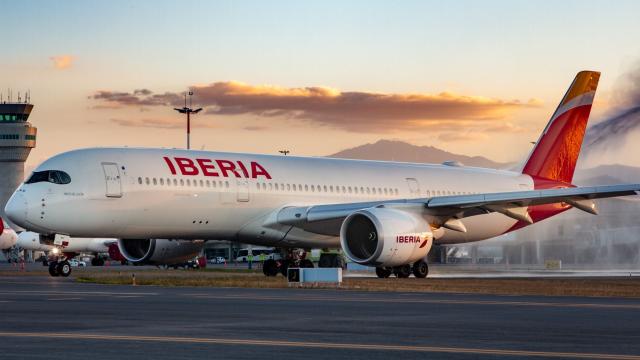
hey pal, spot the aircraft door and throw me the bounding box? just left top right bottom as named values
left=406, top=178, right=420, bottom=197
left=102, top=162, right=122, bottom=198
left=236, top=179, right=250, bottom=202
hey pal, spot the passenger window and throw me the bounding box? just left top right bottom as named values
left=324, top=185, right=328, bottom=192
left=225, top=181, right=229, bottom=188
left=287, top=184, right=291, bottom=191
left=268, top=183, right=273, bottom=191
left=138, top=177, right=142, bottom=184
left=256, top=183, right=261, bottom=190
left=173, top=179, right=177, bottom=186
left=330, top=185, right=334, bottom=192
left=261, top=183, right=266, bottom=190
left=180, top=179, right=184, bottom=186
left=206, top=180, right=211, bottom=187
left=305, top=185, right=308, bottom=191
left=160, top=178, right=164, bottom=185
left=153, top=178, right=157, bottom=185
left=311, top=185, right=315, bottom=192
left=200, top=180, right=204, bottom=187
left=145, top=177, right=150, bottom=185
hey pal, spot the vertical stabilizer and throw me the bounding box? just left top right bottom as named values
left=522, top=71, right=600, bottom=183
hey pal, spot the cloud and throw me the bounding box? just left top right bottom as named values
left=91, top=81, right=540, bottom=132
left=110, top=117, right=216, bottom=129
left=50, top=55, right=74, bottom=70
left=438, top=132, right=489, bottom=142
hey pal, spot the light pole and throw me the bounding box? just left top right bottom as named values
left=174, top=91, right=202, bottom=150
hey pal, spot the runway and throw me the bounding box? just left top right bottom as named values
left=1, top=277, right=640, bottom=359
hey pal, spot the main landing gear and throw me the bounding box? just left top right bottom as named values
left=376, top=260, right=429, bottom=279
left=48, top=258, right=72, bottom=277
left=263, top=249, right=314, bottom=277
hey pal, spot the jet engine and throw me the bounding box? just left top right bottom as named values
left=117, top=239, right=205, bottom=265
left=340, top=207, right=433, bottom=267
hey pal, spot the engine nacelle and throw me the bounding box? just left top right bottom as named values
left=340, top=207, right=433, bottom=267
left=118, top=239, right=205, bottom=265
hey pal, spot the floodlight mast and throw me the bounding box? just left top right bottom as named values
left=173, top=91, right=202, bottom=149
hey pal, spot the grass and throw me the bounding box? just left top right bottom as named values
left=73, top=269, right=640, bottom=298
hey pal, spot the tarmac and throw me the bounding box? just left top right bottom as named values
left=1, top=274, right=640, bottom=359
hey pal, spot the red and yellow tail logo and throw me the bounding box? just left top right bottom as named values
left=522, top=71, right=600, bottom=184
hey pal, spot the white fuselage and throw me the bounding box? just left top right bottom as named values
left=7, top=148, right=534, bottom=248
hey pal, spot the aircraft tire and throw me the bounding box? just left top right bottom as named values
left=375, top=267, right=392, bottom=278
left=412, top=260, right=429, bottom=278
left=394, top=264, right=411, bottom=278
left=48, top=261, right=59, bottom=277
left=263, top=259, right=279, bottom=276
left=57, top=261, right=72, bottom=277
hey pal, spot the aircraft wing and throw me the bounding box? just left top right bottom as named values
left=274, top=183, right=640, bottom=236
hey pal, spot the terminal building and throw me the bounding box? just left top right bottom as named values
left=0, top=99, right=37, bottom=226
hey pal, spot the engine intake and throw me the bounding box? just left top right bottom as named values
left=118, top=239, right=205, bottom=265
left=340, top=207, right=433, bottom=267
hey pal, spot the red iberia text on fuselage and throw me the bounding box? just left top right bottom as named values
left=163, top=157, right=272, bottom=179
left=396, top=235, right=422, bottom=243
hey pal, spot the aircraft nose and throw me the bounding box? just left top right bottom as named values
left=5, top=192, right=28, bottom=228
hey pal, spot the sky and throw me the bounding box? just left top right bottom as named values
left=3, top=0, right=640, bottom=169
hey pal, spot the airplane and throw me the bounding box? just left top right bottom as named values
left=5, top=70, right=639, bottom=279
left=0, top=218, right=18, bottom=250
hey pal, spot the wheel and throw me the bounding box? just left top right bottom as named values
left=91, top=258, right=98, bottom=266
left=300, top=259, right=314, bottom=268
left=412, top=260, right=429, bottom=278
left=375, top=267, right=392, bottom=278
left=263, top=259, right=279, bottom=276
left=394, top=264, right=411, bottom=278
left=56, top=261, right=71, bottom=277
left=96, top=258, right=105, bottom=266
left=48, top=261, right=59, bottom=277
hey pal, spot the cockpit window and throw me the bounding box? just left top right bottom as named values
left=25, top=170, right=71, bottom=185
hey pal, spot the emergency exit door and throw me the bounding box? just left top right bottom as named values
left=406, top=178, right=420, bottom=197
left=236, top=179, right=250, bottom=202
left=102, top=162, right=122, bottom=198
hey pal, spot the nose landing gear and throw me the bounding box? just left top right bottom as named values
left=47, top=258, right=72, bottom=277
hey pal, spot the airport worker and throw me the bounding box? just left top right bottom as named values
left=259, top=253, right=266, bottom=269
left=248, top=253, right=253, bottom=269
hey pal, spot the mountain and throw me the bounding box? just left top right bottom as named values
left=574, top=164, right=640, bottom=185
left=329, top=140, right=509, bottom=169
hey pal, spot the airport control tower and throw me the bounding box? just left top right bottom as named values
left=0, top=98, right=37, bottom=223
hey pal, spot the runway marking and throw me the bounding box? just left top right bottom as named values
left=46, top=297, right=84, bottom=301
left=186, top=294, right=640, bottom=310
left=0, top=332, right=638, bottom=359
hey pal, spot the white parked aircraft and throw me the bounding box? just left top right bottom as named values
left=5, top=71, right=639, bottom=278
left=0, top=218, right=18, bottom=250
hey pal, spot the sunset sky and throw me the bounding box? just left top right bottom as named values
left=4, top=0, right=640, bottom=169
